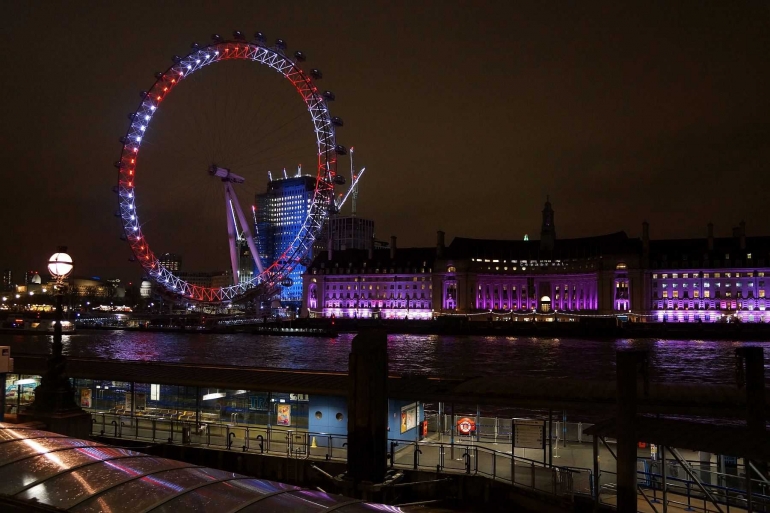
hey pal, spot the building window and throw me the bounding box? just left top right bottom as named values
left=748, top=253, right=752, bottom=259
left=714, top=273, right=720, bottom=278
left=672, top=273, right=678, bottom=279
left=673, top=291, right=679, bottom=298
left=694, top=291, right=700, bottom=298
left=760, top=290, right=766, bottom=298
left=704, top=291, right=710, bottom=298
left=653, top=273, right=658, bottom=279
left=683, top=273, right=689, bottom=279
left=663, top=291, right=669, bottom=298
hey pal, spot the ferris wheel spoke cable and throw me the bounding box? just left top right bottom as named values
left=233, top=143, right=315, bottom=176
left=227, top=119, right=313, bottom=170
left=116, top=38, right=339, bottom=302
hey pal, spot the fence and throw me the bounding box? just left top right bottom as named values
left=90, top=411, right=592, bottom=500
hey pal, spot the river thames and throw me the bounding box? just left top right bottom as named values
left=1, top=331, right=767, bottom=385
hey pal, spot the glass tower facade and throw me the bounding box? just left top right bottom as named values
left=255, top=175, right=316, bottom=306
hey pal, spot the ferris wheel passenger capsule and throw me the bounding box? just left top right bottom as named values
left=211, top=34, right=224, bottom=43
left=334, top=145, right=348, bottom=156
left=323, top=90, right=335, bottom=101
left=233, top=30, right=245, bottom=40
left=254, top=32, right=266, bottom=44
left=172, top=55, right=182, bottom=63
left=191, top=42, right=200, bottom=49
left=332, top=116, right=344, bottom=127
left=333, top=174, right=346, bottom=185
left=275, top=39, right=287, bottom=50
left=119, top=136, right=128, bottom=144
left=310, top=69, right=323, bottom=79
left=139, top=91, right=148, bottom=98
left=154, top=72, right=164, bottom=79
left=294, top=51, right=307, bottom=62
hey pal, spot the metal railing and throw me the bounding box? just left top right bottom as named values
left=596, top=463, right=770, bottom=512
left=91, top=412, right=592, bottom=500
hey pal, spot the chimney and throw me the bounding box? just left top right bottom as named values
left=642, top=221, right=649, bottom=254
left=707, top=223, right=714, bottom=251
left=740, top=221, right=746, bottom=250
left=368, top=234, right=374, bottom=260
left=390, top=236, right=397, bottom=260
left=437, top=230, right=445, bottom=259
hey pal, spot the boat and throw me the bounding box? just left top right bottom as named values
left=0, top=316, right=76, bottom=334
left=252, top=325, right=338, bottom=337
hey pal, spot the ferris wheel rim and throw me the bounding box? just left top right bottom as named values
left=115, top=39, right=337, bottom=303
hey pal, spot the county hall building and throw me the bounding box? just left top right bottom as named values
left=301, top=200, right=770, bottom=323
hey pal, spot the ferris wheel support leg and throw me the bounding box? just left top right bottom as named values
left=230, top=191, right=264, bottom=274
left=224, top=185, right=241, bottom=285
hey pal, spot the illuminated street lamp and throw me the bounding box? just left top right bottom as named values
left=32, top=246, right=82, bottom=417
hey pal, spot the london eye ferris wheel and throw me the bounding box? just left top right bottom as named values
left=114, top=32, right=358, bottom=303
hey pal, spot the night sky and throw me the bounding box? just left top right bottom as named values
left=2, top=1, right=769, bottom=284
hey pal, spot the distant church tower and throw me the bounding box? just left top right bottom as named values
left=540, top=196, right=556, bottom=254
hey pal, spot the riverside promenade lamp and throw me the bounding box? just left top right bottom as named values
left=29, top=247, right=90, bottom=436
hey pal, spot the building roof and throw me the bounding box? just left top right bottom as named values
left=648, top=236, right=770, bottom=264
left=309, top=247, right=437, bottom=271
left=446, top=232, right=640, bottom=260
left=583, top=416, right=770, bottom=460
left=0, top=423, right=406, bottom=513
left=12, top=355, right=765, bottom=419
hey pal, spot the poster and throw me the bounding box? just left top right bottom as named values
left=400, top=403, right=417, bottom=433
left=135, top=392, right=147, bottom=411
left=276, top=404, right=291, bottom=426
left=80, top=388, right=92, bottom=408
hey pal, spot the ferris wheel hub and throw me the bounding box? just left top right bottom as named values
left=209, top=164, right=245, bottom=184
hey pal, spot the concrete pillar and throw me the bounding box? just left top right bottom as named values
left=738, top=347, right=767, bottom=479
left=616, top=351, right=647, bottom=512
left=347, top=329, right=388, bottom=487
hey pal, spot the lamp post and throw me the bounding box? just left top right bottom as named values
left=31, top=247, right=82, bottom=418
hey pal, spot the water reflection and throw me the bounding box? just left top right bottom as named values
left=0, top=331, right=767, bottom=384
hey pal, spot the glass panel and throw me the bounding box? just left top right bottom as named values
left=17, top=455, right=176, bottom=509
left=288, top=490, right=353, bottom=508
left=0, top=429, right=64, bottom=442
left=72, top=466, right=233, bottom=513
left=338, top=504, right=406, bottom=513
left=237, top=493, right=326, bottom=513
left=0, top=438, right=102, bottom=467
left=0, top=447, right=136, bottom=495
left=230, top=479, right=299, bottom=496
left=148, top=480, right=262, bottom=513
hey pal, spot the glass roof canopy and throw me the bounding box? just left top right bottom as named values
left=0, top=424, right=404, bottom=513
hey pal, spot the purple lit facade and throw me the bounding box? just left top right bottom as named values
left=645, top=223, right=770, bottom=323
left=303, top=238, right=435, bottom=320
left=301, top=202, right=770, bottom=322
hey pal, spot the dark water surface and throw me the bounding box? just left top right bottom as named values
left=2, top=331, right=768, bottom=385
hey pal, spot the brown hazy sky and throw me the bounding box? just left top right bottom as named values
left=2, top=1, right=769, bottom=282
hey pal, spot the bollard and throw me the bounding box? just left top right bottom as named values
left=414, top=447, right=422, bottom=470
left=463, top=451, right=471, bottom=474
left=168, top=420, right=173, bottom=443
left=120, top=421, right=126, bottom=438
left=111, top=420, right=118, bottom=437
left=91, top=418, right=97, bottom=435
left=256, top=435, right=264, bottom=453
left=531, top=461, right=535, bottom=489
left=227, top=431, right=235, bottom=450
